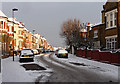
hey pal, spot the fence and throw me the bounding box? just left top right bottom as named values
left=76, top=49, right=120, bottom=64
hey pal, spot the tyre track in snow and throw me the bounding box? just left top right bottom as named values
left=36, top=53, right=117, bottom=82
left=36, top=54, right=84, bottom=82
left=49, top=53, right=80, bottom=71
left=49, top=53, right=119, bottom=82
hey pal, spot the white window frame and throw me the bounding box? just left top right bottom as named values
left=110, top=12, right=113, bottom=27
left=105, top=9, right=117, bottom=30
left=94, top=30, right=98, bottom=38
left=105, top=35, right=117, bottom=50
left=114, top=12, right=117, bottom=26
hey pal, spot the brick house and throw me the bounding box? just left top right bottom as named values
left=88, top=1, right=120, bottom=50
left=0, top=10, right=54, bottom=55
left=8, top=18, right=24, bottom=50
left=102, top=1, right=120, bottom=50
left=0, top=10, right=8, bottom=53
left=89, top=23, right=105, bottom=49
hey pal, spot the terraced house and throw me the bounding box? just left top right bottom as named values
left=0, top=10, right=54, bottom=55
left=0, top=10, right=8, bottom=54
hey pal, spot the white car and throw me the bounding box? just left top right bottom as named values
left=116, top=49, right=120, bottom=53
left=32, top=49, right=39, bottom=55
left=56, top=49, right=68, bottom=58
left=19, top=49, right=34, bottom=62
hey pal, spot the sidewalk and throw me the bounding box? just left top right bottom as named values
left=2, top=56, right=34, bottom=82
left=2, top=54, right=53, bottom=82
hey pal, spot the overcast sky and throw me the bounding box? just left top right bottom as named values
left=2, top=2, right=106, bottom=47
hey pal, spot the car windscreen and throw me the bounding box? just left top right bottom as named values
left=21, top=50, right=33, bottom=55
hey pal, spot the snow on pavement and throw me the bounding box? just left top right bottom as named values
left=2, top=53, right=53, bottom=82
left=2, top=56, right=35, bottom=82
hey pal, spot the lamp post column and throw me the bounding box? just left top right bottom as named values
left=12, top=10, right=15, bottom=61
left=12, top=8, right=18, bottom=61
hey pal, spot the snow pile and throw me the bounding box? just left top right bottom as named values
left=2, top=56, right=34, bottom=82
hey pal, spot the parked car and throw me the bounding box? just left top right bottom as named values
left=32, top=49, right=39, bottom=55
left=116, top=49, right=120, bottom=53
left=42, top=49, right=46, bottom=53
left=19, top=49, right=34, bottom=62
left=36, top=49, right=41, bottom=54
left=42, top=49, right=50, bottom=53
left=55, top=49, right=60, bottom=56
left=56, top=49, right=68, bottom=58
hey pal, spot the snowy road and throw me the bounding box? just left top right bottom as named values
left=2, top=53, right=118, bottom=83
left=36, top=53, right=118, bottom=83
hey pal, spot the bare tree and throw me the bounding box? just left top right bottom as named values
left=60, top=18, right=85, bottom=49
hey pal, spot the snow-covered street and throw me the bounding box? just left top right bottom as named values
left=36, top=53, right=118, bottom=82
left=1, top=52, right=119, bottom=83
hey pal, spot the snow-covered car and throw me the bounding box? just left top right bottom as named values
left=55, top=49, right=59, bottom=55
left=57, top=49, right=68, bottom=58
left=19, top=49, right=34, bottom=62
left=32, top=49, right=39, bottom=55
left=116, top=49, right=120, bottom=53
left=36, top=49, right=41, bottom=54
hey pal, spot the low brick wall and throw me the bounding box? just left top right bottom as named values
left=76, top=49, right=120, bottom=64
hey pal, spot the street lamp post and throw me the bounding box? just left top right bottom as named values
left=32, top=30, right=35, bottom=49
left=12, top=8, right=18, bottom=61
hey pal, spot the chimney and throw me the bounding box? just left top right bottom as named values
left=20, top=22, right=25, bottom=26
left=14, top=17, right=16, bottom=21
left=88, top=22, right=90, bottom=25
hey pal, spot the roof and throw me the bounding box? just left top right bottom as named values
left=23, top=27, right=27, bottom=31
left=0, top=10, right=7, bottom=18
left=91, top=22, right=104, bottom=28
left=87, top=24, right=93, bottom=27
left=80, top=28, right=87, bottom=33
left=41, top=37, right=46, bottom=40
left=8, top=18, right=24, bottom=28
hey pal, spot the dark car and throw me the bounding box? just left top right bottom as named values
left=42, top=49, right=50, bottom=53
left=19, top=49, right=34, bottom=62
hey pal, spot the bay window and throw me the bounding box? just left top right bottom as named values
left=105, top=9, right=117, bottom=29
left=106, top=37, right=117, bottom=50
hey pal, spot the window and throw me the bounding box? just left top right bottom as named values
left=0, top=21, right=3, bottom=29
left=106, top=38, right=117, bottom=50
left=105, top=9, right=117, bottom=29
left=1, top=21, right=3, bottom=24
left=110, top=12, right=113, bottom=27
left=94, top=30, right=98, bottom=38
left=114, top=12, right=117, bottom=26
left=106, top=14, right=109, bottom=28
